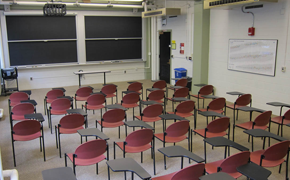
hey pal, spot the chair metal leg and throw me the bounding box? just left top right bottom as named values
left=58, top=132, right=62, bottom=158
left=55, top=126, right=58, bottom=148
left=12, top=140, right=16, bottom=167
left=39, top=137, right=42, bottom=152
left=96, top=163, right=98, bottom=174
left=141, top=152, right=143, bottom=163
left=108, top=166, right=111, bottom=180
left=113, top=142, right=116, bottom=159
left=42, top=135, right=46, bottom=161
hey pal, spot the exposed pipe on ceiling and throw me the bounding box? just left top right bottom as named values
left=0, top=1, right=144, bottom=8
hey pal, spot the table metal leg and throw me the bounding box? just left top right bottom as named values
left=104, top=72, right=106, bottom=84
left=78, top=74, right=81, bottom=87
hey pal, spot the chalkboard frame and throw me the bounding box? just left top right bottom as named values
left=228, top=39, right=278, bottom=77
left=5, top=15, right=78, bottom=66
left=84, top=15, right=143, bottom=62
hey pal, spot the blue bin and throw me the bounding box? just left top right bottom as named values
left=174, top=68, right=187, bottom=83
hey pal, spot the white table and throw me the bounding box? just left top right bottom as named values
left=73, top=70, right=111, bottom=87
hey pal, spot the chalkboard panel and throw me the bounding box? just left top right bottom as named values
left=6, top=16, right=76, bottom=40
left=9, top=41, right=77, bottom=66
left=86, top=39, right=141, bottom=61
left=228, top=39, right=278, bottom=76
left=85, top=16, right=142, bottom=38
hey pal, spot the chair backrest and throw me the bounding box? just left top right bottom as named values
left=166, top=120, right=189, bottom=137
left=171, top=163, right=205, bottom=180
left=175, top=100, right=195, bottom=114
left=75, top=139, right=107, bottom=159
left=87, top=94, right=105, bottom=106
left=46, top=89, right=64, bottom=100
left=125, top=129, right=153, bottom=147
left=175, top=79, right=187, bottom=87
left=143, top=104, right=163, bottom=118
left=254, top=111, right=272, bottom=127
left=101, top=84, right=117, bottom=95
left=2, top=68, right=17, bottom=79
left=235, top=94, right=251, bottom=106
left=152, top=80, right=166, bottom=89
left=283, top=109, right=290, bottom=119
left=122, top=93, right=140, bottom=104
left=51, top=98, right=71, bottom=110
left=12, top=103, right=34, bottom=116
left=76, top=87, right=93, bottom=97
left=173, top=87, right=189, bottom=98
left=219, top=151, right=250, bottom=174
left=10, top=92, right=29, bottom=103
left=13, top=120, right=41, bottom=135
left=208, top=98, right=226, bottom=110
left=127, top=82, right=142, bottom=92
left=147, top=90, right=164, bottom=101
left=262, top=140, right=290, bottom=162
left=59, top=114, right=85, bottom=129
left=207, top=117, right=230, bottom=133
left=199, top=85, right=214, bottom=95
left=103, top=109, right=126, bottom=123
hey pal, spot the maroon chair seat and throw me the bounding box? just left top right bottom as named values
left=74, top=87, right=93, bottom=108
left=134, top=104, right=163, bottom=128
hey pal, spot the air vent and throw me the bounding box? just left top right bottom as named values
left=142, top=8, right=181, bottom=18
left=204, top=0, right=277, bottom=9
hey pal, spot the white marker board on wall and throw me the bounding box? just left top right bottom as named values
left=228, top=39, right=278, bottom=76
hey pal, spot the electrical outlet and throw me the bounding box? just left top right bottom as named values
left=282, top=67, right=286, bottom=72
left=30, top=77, right=33, bottom=81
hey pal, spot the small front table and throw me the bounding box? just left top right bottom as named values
left=42, top=167, right=76, bottom=180
left=266, top=102, right=290, bottom=116
left=158, top=145, right=204, bottom=170
left=159, top=114, right=187, bottom=131
left=73, top=70, right=111, bottom=87
left=107, top=158, right=151, bottom=180
left=124, top=120, right=154, bottom=136
left=243, top=129, right=286, bottom=151
left=204, top=136, right=249, bottom=163
left=237, top=162, right=272, bottom=180
left=199, top=172, right=235, bottom=180
left=77, top=128, right=109, bottom=143
left=66, top=109, right=88, bottom=128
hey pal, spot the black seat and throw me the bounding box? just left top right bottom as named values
left=1, top=67, right=19, bottom=95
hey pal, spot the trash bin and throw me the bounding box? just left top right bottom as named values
left=174, top=68, right=187, bottom=83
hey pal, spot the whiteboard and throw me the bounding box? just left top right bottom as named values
left=228, top=39, right=278, bottom=76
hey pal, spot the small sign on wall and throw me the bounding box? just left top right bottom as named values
left=172, top=40, right=176, bottom=50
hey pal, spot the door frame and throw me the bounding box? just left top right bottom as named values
left=157, top=29, right=172, bottom=84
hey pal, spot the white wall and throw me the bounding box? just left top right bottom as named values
left=155, top=1, right=194, bottom=85
left=0, top=10, right=147, bottom=89
left=208, top=0, right=290, bottom=115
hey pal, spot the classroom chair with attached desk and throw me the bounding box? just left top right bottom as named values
left=9, top=92, right=29, bottom=113
left=82, top=93, right=106, bottom=118
left=250, top=140, right=290, bottom=180
left=271, top=109, right=290, bottom=137
left=44, top=89, right=64, bottom=115
left=114, top=128, right=156, bottom=175
left=11, top=120, right=45, bottom=167
left=74, top=86, right=93, bottom=108
left=134, top=104, right=163, bottom=129
left=226, top=94, right=252, bottom=122
left=166, top=87, right=190, bottom=113
left=191, top=85, right=214, bottom=110
left=234, top=111, right=272, bottom=142
left=55, top=114, right=86, bottom=158
left=65, top=139, right=108, bottom=175
left=101, top=84, right=118, bottom=104
left=146, top=80, right=167, bottom=97
left=205, top=151, right=250, bottom=179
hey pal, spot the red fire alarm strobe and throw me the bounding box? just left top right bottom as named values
left=248, top=27, right=255, bottom=36
left=180, top=43, right=184, bottom=54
